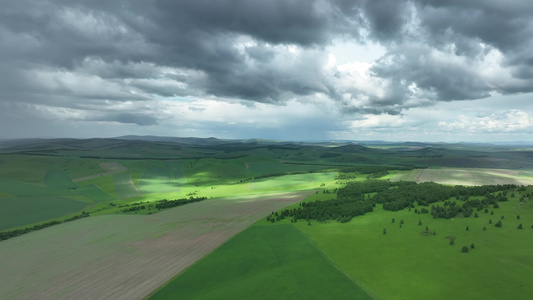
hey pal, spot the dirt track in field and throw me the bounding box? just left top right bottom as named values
left=72, top=162, right=128, bottom=182
left=0, top=191, right=312, bottom=300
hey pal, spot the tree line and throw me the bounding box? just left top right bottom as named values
left=0, top=211, right=90, bottom=241
left=155, top=196, right=207, bottom=210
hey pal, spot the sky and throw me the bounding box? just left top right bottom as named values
left=1, top=0, right=533, bottom=142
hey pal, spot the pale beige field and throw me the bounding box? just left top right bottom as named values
left=0, top=191, right=312, bottom=300
left=72, top=162, right=128, bottom=182
left=392, top=168, right=533, bottom=186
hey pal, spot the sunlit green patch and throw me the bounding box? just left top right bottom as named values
left=112, top=172, right=140, bottom=199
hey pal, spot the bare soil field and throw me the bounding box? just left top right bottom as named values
left=392, top=168, right=533, bottom=186
left=0, top=191, right=312, bottom=300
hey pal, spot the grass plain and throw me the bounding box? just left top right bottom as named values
left=150, top=224, right=371, bottom=300
left=297, top=192, right=533, bottom=300
left=0, top=196, right=87, bottom=230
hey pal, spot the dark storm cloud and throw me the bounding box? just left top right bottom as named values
left=1, top=0, right=533, bottom=129
left=370, top=45, right=492, bottom=101
left=374, top=0, right=533, bottom=97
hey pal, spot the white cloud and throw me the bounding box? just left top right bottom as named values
left=349, top=114, right=407, bottom=129
left=439, top=110, right=533, bottom=133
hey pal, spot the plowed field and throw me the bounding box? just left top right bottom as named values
left=0, top=191, right=312, bottom=300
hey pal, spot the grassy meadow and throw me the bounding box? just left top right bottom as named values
left=297, top=194, right=533, bottom=300
left=149, top=224, right=371, bottom=300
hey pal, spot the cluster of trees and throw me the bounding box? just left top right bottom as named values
left=371, top=182, right=516, bottom=212
left=335, top=166, right=416, bottom=181
left=155, top=196, right=207, bottom=210
left=430, top=197, right=499, bottom=219
left=268, top=180, right=521, bottom=224
left=239, top=170, right=319, bottom=183
left=0, top=211, right=89, bottom=241
left=122, top=205, right=146, bottom=213
left=267, top=196, right=374, bottom=223
left=339, top=165, right=415, bottom=174
left=366, top=170, right=389, bottom=179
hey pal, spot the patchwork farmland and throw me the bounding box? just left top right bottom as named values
left=1, top=137, right=533, bottom=299
left=0, top=192, right=312, bottom=300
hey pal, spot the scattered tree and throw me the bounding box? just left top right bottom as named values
left=466, top=225, right=469, bottom=231
left=470, top=243, right=475, bottom=249
left=518, top=223, right=523, bottom=229
left=474, top=212, right=479, bottom=218
left=489, top=219, right=493, bottom=224
left=461, top=246, right=469, bottom=253
left=495, top=220, right=502, bottom=228
left=483, top=226, right=486, bottom=231
left=517, top=215, right=520, bottom=220
left=392, top=218, right=395, bottom=223
left=383, top=228, right=387, bottom=234
left=418, top=219, right=422, bottom=226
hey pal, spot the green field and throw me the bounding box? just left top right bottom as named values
left=150, top=224, right=371, bottom=300
left=297, top=196, right=533, bottom=299
left=139, top=161, right=185, bottom=194
left=0, top=196, right=87, bottom=230
left=113, top=172, right=140, bottom=198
